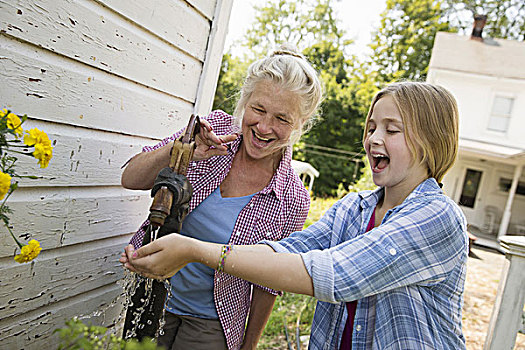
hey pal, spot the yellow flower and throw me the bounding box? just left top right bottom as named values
left=0, top=109, right=7, bottom=117
left=33, top=143, right=53, bottom=168
left=24, top=128, right=51, bottom=147
left=14, top=239, right=42, bottom=263
left=0, top=171, right=12, bottom=200
left=6, top=112, right=23, bottom=138
left=24, top=128, right=53, bottom=168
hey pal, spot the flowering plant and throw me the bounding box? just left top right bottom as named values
left=0, top=108, right=53, bottom=263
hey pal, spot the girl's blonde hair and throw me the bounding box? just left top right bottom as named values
left=363, top=82, right=459, bottom=182
left=233, top=45, right=323, bottom=146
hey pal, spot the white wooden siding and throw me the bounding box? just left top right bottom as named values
left=0, top=0, right=232, bottom=347
left=1, top=34, right=194, bottom=138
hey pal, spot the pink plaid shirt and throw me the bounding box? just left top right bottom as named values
left=129, top=110, right=310, bottom=349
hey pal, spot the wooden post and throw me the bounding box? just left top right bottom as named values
left=497, top=164, right=522, bottom=239
left=484, top=235, right=525, bottom=350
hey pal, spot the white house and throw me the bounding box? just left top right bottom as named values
left=0, top=0, right=232, bottom=348
left=427, top=27, right=525, bottom=248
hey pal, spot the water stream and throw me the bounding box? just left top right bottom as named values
left=76, top=223, right=173, bottom=342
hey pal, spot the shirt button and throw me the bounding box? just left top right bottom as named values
left=355, top=325, right=362, bottom=331
left=218, top=301, right=222, bottom=306
left=389, top=248, right=397, bottom=256
left=249, top=203, right=253, bottom=208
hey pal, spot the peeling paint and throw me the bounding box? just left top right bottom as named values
left=106, top=44, right=120, bottom=51
left=7, top=24, right=23, bottom=32
left=26, top=92, right=44, bottom=98
left=88, top=218, right=110, bottom=225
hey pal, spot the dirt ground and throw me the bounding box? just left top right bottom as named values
left=463, top=246, right=525, bottom=350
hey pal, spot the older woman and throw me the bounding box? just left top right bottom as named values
left=121, top=47, right=323, bottom=350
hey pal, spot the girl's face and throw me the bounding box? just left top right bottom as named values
left=241, top=80, right=300, bottom=164
left=364, top=95, right=427, bottom=193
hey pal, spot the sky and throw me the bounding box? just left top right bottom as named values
left=223, top=0, right=388, bottom=58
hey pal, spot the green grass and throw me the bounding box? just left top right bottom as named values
left=258, top=196, right=338, bottom=349
left=304, top=196, right=339, bottom=229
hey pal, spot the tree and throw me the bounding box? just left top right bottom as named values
left=369, top=0, right=454, bottom=82
left=443, top=0, right=525, bottom=41
left=369, top=0, right=524, bottom=82
left=294, top=41, right=366, bottom=196
left=215, top=0, right=368, bottom=196
left=244, top=0, right=347, bottom=57
left=212, top=53, right=250, bottom=115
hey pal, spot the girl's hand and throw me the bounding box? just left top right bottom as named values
left=192, top=119, right=237, bottom=161
left=119, top=250, right=130, bottom=265
left=122, top=235, right=194, bottom=280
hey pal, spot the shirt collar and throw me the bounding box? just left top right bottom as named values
left=404, top=177, right=442, bottom=200
left=263, top=145, right=293, bottom=201
left=358, top=177, right=442, bottom=209
left=358, top=187, right=382, bottom=209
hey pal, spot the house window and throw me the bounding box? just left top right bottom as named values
left=487, top=96, right=514, bottom=132
left=459, top=169, right=482, bottom=208
left=498, top=178, right=525, bottom=196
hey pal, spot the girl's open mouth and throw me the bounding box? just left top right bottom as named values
left=372, top=154, right=390, bottom=170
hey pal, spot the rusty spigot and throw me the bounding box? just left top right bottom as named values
left=148, top=114, right=200, bottom=228
left=149, top=187, right=174, bottom=227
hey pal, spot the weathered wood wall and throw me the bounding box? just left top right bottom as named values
left=0, top=0, right=232, bottom=348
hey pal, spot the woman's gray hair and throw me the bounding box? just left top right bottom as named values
left=233, top=45, right=323, bottom=145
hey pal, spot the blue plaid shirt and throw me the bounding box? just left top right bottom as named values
left=265, top=178, right=468, bottom=350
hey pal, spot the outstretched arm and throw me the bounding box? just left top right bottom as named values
left=121, top=234, right=314, bottom=296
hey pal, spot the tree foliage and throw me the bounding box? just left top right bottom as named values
left=215, top=0, right=367, bottom=196
left=369, top=0, right=524, bottom=82
left=212, top=53, right=250, bottom=115
left=296, top=41, right=365, bottom=196
left=244, top=0, right=347, bottom=56
left=369, top=0, right=454, bottom=81
left=443, top=0, right=525, bottom=40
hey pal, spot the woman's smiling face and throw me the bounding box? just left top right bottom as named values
left=241, top=80, right=300, bottom=163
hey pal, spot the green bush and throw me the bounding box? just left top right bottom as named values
left=55, top=318, right=163, bottom=350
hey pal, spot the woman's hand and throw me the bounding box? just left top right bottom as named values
left=193, top=119, right=237, bottom=161
left=120, top=234, right=195, bottom=279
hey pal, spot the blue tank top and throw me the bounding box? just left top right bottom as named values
left=166, top=186, right=254, bottom=319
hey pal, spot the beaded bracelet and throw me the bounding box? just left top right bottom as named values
left=217, top=244, right=233, bottom=272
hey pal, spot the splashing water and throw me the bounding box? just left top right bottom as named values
left=120, top=225, right=174, bottom=341
left=72, top=224, right=172, bottom=341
